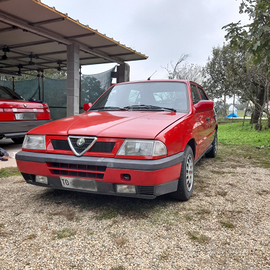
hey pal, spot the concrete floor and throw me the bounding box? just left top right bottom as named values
left=0, top=138, right=22, bottom=168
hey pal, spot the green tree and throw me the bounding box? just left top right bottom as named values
left=223, top=0, right=270, bottom=128
left=223, top=0, right=270, bottom=67
left=204, top=45, right=241, bottom=118
left=81, top=76, right=105, bottom=105
left=44, top=69, right=67, bottom=79
left=2, top=69, right=67, bottom=81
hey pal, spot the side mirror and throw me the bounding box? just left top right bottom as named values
left=194, top=100, right=214, bottom=112
left=83, top=103, right=92, bottom=111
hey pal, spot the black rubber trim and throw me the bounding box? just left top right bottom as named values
left=0, top=120, right=51, bottom=138
left=16, top=150, right=184, bottom=171
left=22, top=175, right=179, bottom=199
left=194, top=144, right=212, bottom=165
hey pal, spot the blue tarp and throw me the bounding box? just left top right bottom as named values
left=226, top=113, right=239, bottom=118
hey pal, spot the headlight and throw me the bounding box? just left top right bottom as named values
left=117, top=140, right=167, bottom=157
left=22, top=135, right=46, bottom=150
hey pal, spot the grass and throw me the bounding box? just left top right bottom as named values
left=27, top=234, right=37, bottom=240
left=53, top=228, right=76, bottom=239
left=0, top=167, right=21, bottom=178
left=187, top=231, right=210, bottom=244
left=218, top=120, right=270, bottom=148
left=220, top=221, right=235, bottom=229
left=216, top=121, right=270, bottom=168
left=110, top=266, right=125, bottom=270
left=96, top=208, right=118, bottom=220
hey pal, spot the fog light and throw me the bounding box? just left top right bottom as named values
left=36, top=175, right=48, bottom=184
left=116, top=184, right=136, bottom=194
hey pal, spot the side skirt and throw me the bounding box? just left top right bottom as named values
left=194, top=144, right=213, bottom=165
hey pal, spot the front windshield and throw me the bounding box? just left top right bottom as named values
left=90, top=81, right=189, bottom=113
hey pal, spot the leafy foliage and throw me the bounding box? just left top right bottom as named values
left=221, top=0, right=270, bottom=129
left=204, top=44, right=269, bottom=127
left=223, top=0, right=270, bottom=69
left=204, top=45, right=243, bottom=118
left=81, top=76, right=105, bottom=104
left=2, top=69, right=67, bottom=81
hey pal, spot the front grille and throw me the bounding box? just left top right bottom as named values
left=90, top=142, right=115, bottom=153
left=47, top=162, right=106, bottom=179
left=137, top=186, right=155, bottom=195
left=51, top=140, right=115, bottom=153
left=68, top=136, right=96, bottom=156
left=51, top=140, right=70, bottom=151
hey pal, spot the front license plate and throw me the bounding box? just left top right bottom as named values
left=60, top=177, right=97, bottom=191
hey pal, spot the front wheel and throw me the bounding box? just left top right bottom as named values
left=172, top=145, right=194, bottom=201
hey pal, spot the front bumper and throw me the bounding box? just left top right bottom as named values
left=16, top=151, right=184, bottom=199
left=0, top=120, right=51, bottom=138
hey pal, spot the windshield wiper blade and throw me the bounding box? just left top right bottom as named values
left=124, top=104, right=176, bottom=112
left=91, top=106, right=127, bottom=111
left=159, top=107, right=177, bottom=112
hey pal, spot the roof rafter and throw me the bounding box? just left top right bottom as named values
left=0, top=10, right=124, bottom=64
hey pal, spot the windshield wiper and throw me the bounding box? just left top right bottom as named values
left=124, top=104, right=176, bottom=112
left=90, top=106, right=127, bottom=111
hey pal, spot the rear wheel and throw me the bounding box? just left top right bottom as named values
left=172, top=145, right=194, bottom=201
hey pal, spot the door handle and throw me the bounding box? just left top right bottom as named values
left=206, top=117, right=210, bottom=121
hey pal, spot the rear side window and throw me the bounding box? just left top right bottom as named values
left=198, top=87, right=208, bottom=100
left=191, top=84, right=201, bottom=104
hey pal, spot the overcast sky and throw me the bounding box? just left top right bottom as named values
left=42, top=0, right=249, bottom=81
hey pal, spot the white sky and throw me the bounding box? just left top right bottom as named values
left=42, top=0, right=249, bottom=81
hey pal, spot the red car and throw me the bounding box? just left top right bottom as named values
left=16, top=80, right=217, bottom=201
left=0, top=86, right=51, bottom=144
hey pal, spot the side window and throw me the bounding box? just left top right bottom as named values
left=198, top=87, right=208, bottom=100
left=191, top=84, right=201, bottom=104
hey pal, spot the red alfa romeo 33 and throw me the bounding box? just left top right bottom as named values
left=16, top=80, right=217, bottom=201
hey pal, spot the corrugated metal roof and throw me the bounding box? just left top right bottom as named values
left=0, top=0, right=147, bottom=76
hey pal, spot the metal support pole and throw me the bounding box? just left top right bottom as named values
left=37, top=70, right=41, bottom=100
left=42, top=70, right=45, bottom=102
left=79, top=65, right=81, bottom=111
left=12, top=76, right=15, bottom=91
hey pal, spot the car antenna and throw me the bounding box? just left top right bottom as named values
left=147, top=70, right=157, bottom=80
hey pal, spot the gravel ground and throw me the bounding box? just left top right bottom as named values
left=0, top=145, right=270, bottom=270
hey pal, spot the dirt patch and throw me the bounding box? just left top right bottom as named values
left=0, top=144, right=269, bottom=269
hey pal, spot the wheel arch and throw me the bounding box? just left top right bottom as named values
left=180, top=133, right=196, bottom=157
left=186, top=138, right=196, bottom=157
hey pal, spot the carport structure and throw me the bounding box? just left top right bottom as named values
left=0, top=0, right=147, bottom=116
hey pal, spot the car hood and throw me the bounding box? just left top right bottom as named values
left=29, top=111, right=186, bottom=139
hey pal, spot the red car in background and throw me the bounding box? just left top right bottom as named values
left=0, top=86, right=51, bottom=143
left=16, top=80, right=217, bottom=201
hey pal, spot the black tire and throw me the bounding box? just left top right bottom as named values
left=172, top=145, right=194, bottom=201
left=11, top=137, right=24, bottom=144
left=205, top=131, right=217, bottom=158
